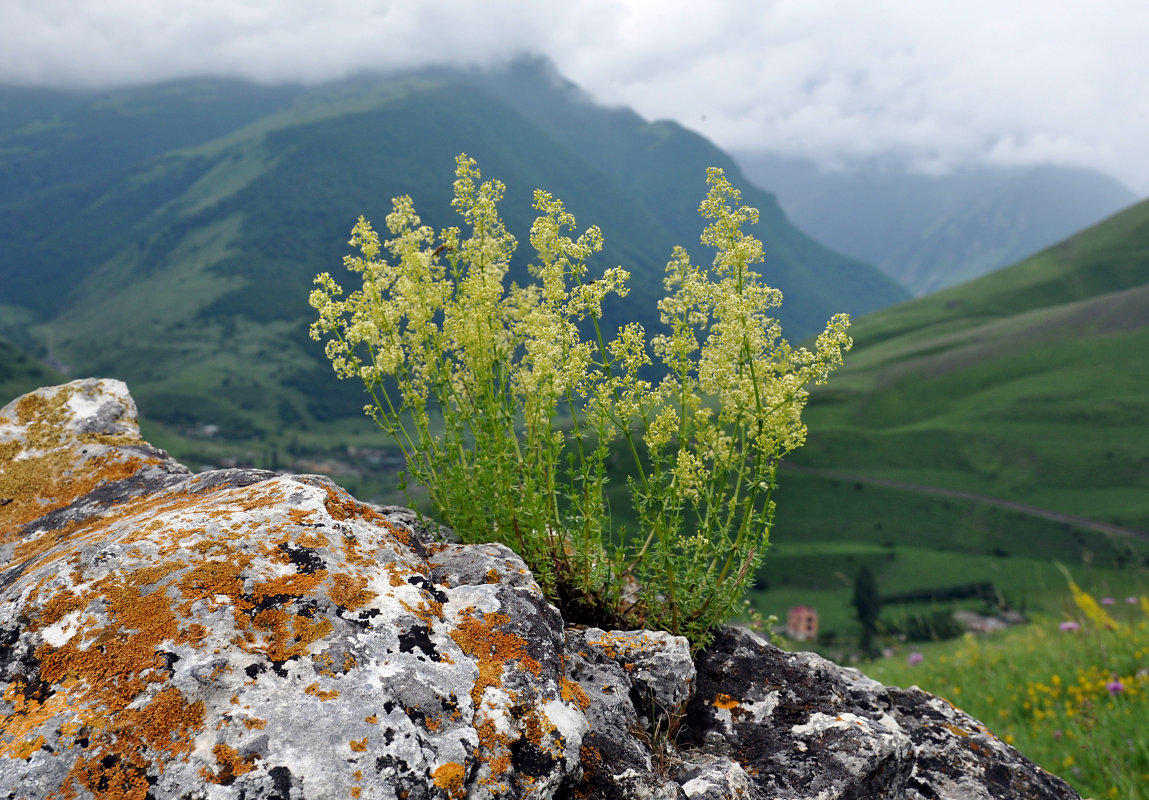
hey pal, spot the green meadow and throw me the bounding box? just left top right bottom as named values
left=865, top=586, right=1149, bottom=799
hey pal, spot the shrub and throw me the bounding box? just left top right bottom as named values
left=309, top=154, right=850, bottom=650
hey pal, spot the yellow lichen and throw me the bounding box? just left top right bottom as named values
left=432, top=762, right=466, bottom=799
left=305, top=682, right=341, bottom=701
left=713, top=693, right=740, bottom=710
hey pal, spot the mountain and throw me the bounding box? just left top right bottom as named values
left=0, top=338, right=62, bottom=403
left=744, top=193, right=1149, bottom=638
left=791, top=191, right=1149, bottom=528
left=733, top=152, right=1138, bottom=295
left=0, top=60, right=907, bottom=448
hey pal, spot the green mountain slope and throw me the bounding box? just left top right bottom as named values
left=0, top=338, right=62, bottom=404
left=747, top=197, right=1149, bottom=644
left=0, top=64, right=906, bottom=447
left=796, top=194, right=1149, bottom=522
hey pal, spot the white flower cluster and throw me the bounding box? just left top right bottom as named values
left=309, top=155, right=851, bottom=650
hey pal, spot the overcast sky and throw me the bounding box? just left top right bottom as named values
left=4, top=0, right=1148, bottom=193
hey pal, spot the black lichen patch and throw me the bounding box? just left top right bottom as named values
left=374, top=752, right=411, bottom=775
left=160, top=651, right=180, bottom=674
left=268, top=764, right=295, bottom=800
left=398, top=624, right=441, bottom=662
left=406, top=573, right=448, bottom=604
left=511, top=739, right=557, bottom=778
left=279, top=542, right=325, bottom=574
left=351, top=608, right=381, bottom=628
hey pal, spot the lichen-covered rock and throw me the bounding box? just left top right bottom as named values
left=1, top=380, right=1084, bottom=800
left=1, top=380, right=587, bottom=799
left=681, top=626, right=1081, bottom=799
left=563, top=628, right=685, bottom=800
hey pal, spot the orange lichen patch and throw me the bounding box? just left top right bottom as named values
left=201, top=743, right=261, bottom=785
left=13, top=555, right=207, bottom=796
left=365, top=714, right=378, bottom=725
left=573, top=745, right=604, bottom=799
left=944, top=722, right=971, bottom=738
left=6, top=734, right=46, bottom=760
left=349, top=737, right=368, bottom=752
left=3, top=453, right=151, bottom=549
left=250, top=608, right=334, bottom=663
left=252, top=570, right=329, bottom=603
left=450, top=613, right=536, bottom=696
left=321, top=485, right=389, bottom=528
left=62, top=752, right=153, bottom=800
left=296, top=530, right=330, bottom=549
left=329, top=573, right=376, bottom=611
left=175, top=558, right=249, bottom=617
left=1, top=386, right=150, bottom=535
left=288, top=507, right=318, bottom=526
left=584, top=631, right=663, bottom=667
left=351, top=788, right=362, bottom=799
left=241, top=717, right=267, bottom=730
left=29, top=587, right=87, bottom=630
left=432, top=762, right=466, bottom=799
left=305, top=682, right=341, bottom=701
left=484, top=568, right=500, bottom=583
left=448, top=611, right=548, bottom=787
left=400, top=597, right=444, bottom=627
left=37, top=577, right=180, bottom=706
left=1, top=681, right=75, bottom=759
left=713, top=693, right=740, bottom=710
left=560, top=677, right=591, bottom=712
left=177, top=622, right=210, bottom=648
left=52, top=687, right=206, bottom=800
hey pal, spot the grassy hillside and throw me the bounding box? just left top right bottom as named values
left=749, top=195, right=1149, bottom=643
left=0, top=65, right=905, bottom=459
left=0, top=339, right=62, bottom=405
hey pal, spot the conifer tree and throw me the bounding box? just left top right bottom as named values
left=853, top=565, right=882, bottom=657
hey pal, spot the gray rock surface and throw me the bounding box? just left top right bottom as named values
left=1, top=380, right=584, bottom=799
left=681, top=626, right=1080, bottom=799
left=0, top=380, right=1083, bottom=800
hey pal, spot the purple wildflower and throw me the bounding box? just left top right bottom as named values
left=1127, top=596, right=1139, bottom=605
left=907, top=652, right=924, bottom=666
left=1102, top=597, right=1115, bottom=606
left=1106, top=679, right=1125, bottom=696
left=1059, top=621, right=1080, bottom=632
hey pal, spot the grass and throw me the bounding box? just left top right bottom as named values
left=864, top=585, right=1149, bottom=800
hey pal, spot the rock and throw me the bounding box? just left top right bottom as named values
left=1, top=380, right=585, bottom=799
left=1, top=380, right=1083, bottom=800
left=680, top=626, right=1080, bottom=799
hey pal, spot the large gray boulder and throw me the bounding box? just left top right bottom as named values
left=0, top=380, right=1082, bottom=800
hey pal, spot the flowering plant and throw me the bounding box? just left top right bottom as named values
left=310, top=154, right=851, bottom=649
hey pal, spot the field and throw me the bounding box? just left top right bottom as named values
left=864, top=584, right=1149, bottom=799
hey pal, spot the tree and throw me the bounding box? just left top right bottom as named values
left=852, top=565, right=882, bottom=657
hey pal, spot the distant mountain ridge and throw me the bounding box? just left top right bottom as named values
left=0, top=60, right=907, bottom=442
left=733, top=151, right=1138, bottom=295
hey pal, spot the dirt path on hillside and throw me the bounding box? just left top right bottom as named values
left=781, top=463, right=1149, bottom=543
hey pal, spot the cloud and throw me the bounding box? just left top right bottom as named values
left=3, top=0, right=1147, bottom=192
